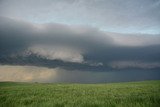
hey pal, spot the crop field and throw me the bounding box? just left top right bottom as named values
left=0, top=80, right=160, bottom=107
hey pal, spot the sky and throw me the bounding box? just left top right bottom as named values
left=0, top=0, right=160, bottom=83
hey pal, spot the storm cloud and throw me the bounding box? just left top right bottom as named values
left=0, top=0, right=160, bottom=83
left=0, top=16, right=160, bottom=71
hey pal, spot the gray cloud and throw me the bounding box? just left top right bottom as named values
left=0, top=0, right=160, bottom=83
left=0, top=16, right=160, bottom=71
left=108, top=32, right=160, bottom=46
left=109, top=61, right=160, bottom=69
left=27, top=45, right=84, bottom=63
left=0, top=16, right=112, bottom=67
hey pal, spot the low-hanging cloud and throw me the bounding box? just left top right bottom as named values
left=0, top=16, right=160, bottom=71
left=0, top=0, right=160, bottom=83
left=109, top=61, right=160, bottom=69
left=0, top=16, right=112, bottom=63
left=27, top=45, right=84, bottom=63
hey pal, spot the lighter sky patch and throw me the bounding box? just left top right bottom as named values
left=0, top=0, right=160, bottom=34
left=108, top=32, right=160, bottom=46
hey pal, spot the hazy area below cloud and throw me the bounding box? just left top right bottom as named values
left=0, top=65, right=58, bottom=82
left=0, top=65, right=160, bottom=83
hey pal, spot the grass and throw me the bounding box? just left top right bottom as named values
left=0, top=80, right=160, bottom=107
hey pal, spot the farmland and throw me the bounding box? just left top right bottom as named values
left=0, top=80, right=160, bottom=107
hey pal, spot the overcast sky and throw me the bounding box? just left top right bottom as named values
left=0, top=0, right=160, bottom=83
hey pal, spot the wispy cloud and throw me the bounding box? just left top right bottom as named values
left=0, top=0, right=159, bottom=34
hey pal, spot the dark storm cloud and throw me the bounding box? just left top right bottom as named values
left=0, top=0, right=160, bottom=83
left=0, top=16, right=160, bottom=71
left=0, top=16, right=112, bottom=65
left=0, top=16, right=113, bottom=49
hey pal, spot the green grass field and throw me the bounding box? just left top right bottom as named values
left=0, top=80, right=160, bottom=107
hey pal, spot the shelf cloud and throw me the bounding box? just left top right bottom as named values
left=0, top=16, right=160, bottom=70
left=0, top=0, right=160, bottom=82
